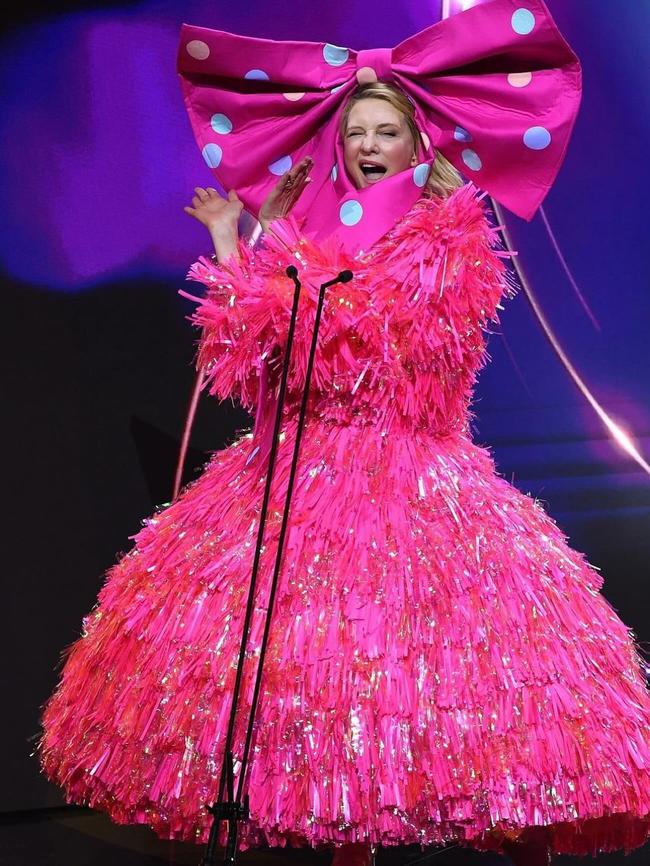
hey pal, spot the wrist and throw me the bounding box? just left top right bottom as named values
left=208, top=221, right=238, bottom=242
left=210, top=230, right=240, bottom=265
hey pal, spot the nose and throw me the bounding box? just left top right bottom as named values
left=360, top=133, right=379, bottom=152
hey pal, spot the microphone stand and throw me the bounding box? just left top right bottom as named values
left=200, top=266, right=354, bottom=866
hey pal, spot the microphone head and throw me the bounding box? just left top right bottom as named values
left=338, top=269, right=354, bottom=283
left=286, top=265, right=298, bottom=279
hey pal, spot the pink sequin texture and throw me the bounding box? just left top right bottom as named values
left=38, top=185, right=650, bottom=855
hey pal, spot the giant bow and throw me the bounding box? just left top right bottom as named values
left=177, top=0, right=581, bottom=254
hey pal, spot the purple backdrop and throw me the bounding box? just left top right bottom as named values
left=2, top=0, right=649, bottom=816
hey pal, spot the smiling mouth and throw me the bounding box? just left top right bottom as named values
left=360, top=163, right=387, bottom=182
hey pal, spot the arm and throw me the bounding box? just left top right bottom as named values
left=384, top=186, right=517, bottom=371
left=348, top=186, right=518, bottom=432
left=180, top=171, right=313, bottom=409
left=180, top=215, right=385, bottom=412
left=184, top=186, right=242, bottom=264
left=209, top=222, right=240, bottom=264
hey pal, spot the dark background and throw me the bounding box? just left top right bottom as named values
left=2, top=0, right=649, bottom=843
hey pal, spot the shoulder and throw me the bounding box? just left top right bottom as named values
left=402, top=182, right=492, bottom=233
left=375, top=182, right=498, bottom=262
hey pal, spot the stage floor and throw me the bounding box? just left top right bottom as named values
left=1, top=808, right=650, bottom=866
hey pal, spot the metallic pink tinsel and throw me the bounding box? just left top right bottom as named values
left=39, top=184, right=650, bottom=856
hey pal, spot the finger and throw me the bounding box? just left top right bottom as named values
left=206, top=187, right=220, bottom=198
left=294, top=172, right=312, bottom=190
left=282, top=182, right=307, bottom=210
left=183, top=206, right=198, bottom=216
left=289, top=161, right=312, bottom=188
left=288, top=167, right=306, bottom=186
left=192, top=196, right=203, bottom=208
left=291, top=161, right=310, bottom=179
left=227, top=189, right=241, bottom=201
left=297, top=156, right=313, bottom=174
left=296, top=174, right=313, bottom=195
left=287, top=173, right=307, bottom=194
left=282, top=169, right=302, bottom=191
left=289, top=183, right=310, bottom=205
left=194, top=187, right=208, bottom=201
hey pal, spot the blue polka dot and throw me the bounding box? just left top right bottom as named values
left=331, top=164, right=338, bottom=182
left=323, top=44, right=349, bottom=67
left=511, top=8, right=536, bottom=35
left=454, top=126, right=473, bottom=143
left=461, top=149, right=482, bottom=171
left=523, top=126, right=551, bottom=150
left=413, top=163, right=430, bottom=188
left=339, top=199, right=363, bottom=226
left=269, top=155, right=292, bottom=175
left=210, top=114, right=233, bottom=134
left=245, top=69, right=270, bottom=80
left=331, top=83, right=346, bottom=94
left=202, top=143, right=223, bottom=168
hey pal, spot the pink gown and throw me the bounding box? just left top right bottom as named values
left=39, top=184, right=650, bottom=856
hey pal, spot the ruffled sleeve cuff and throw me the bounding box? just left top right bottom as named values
left=179, top=219, right=384, bottom=411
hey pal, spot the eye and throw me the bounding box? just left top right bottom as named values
left=382, top=131, right=397, bottom=137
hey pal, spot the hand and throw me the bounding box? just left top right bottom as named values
left=259, top=156, right=313, bottom=232
left=184, top=187, right=243, bottom=238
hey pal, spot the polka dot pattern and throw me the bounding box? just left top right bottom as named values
left=210, top=114, right=233, bottom=134
left=323, top=44, right=349, bottom=67
left=511, top=8, right=536, bottom=35
left=462, top=149, right=482, bottom=171
left=176, top=1, right=581, bottom=255
left=413, top=163, right=430, bottom=188
left=508, top=71, right=533, bottom=88
left=523, top=126, right=551, bottom=149
left=245, top=69, right=270, bottom=81
left=340, top=200, right=363, bottom=226
left=356, top=66, right=377, bottom=85
left=202, top=143, right=223, bottom=169
left=454, top=126, right=473, bottom=143
left=269, top=156, right=292, bottom=175
left=186, top=40, right=210, bottom=60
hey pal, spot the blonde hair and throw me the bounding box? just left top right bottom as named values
left=340, top=81, right=463, bottom=199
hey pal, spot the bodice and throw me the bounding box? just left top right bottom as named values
left=181, top=183, right=515, bottom=439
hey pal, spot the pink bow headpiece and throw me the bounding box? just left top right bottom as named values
left=177, top=0, right=581, bottom=254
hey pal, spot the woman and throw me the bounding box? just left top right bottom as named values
left=178, top=82, right=650, bottom=866
left=39, top=9, right=650, bottom=866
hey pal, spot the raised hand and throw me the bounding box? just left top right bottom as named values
left=184, top=187, right=243, bottom=236
left=184, top=187, right=244, bottom=263
left=259, top=156, right=313, bottom=232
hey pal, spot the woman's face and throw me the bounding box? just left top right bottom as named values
left=343, top=98, right=418, bottom=189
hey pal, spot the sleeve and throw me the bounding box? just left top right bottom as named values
left=382, top=184, right=518, bottom=375
left=178, top=219, right=385, bottom=412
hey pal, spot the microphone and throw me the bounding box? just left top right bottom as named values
left=285, top=265, right=301, bottom=293
left=286, top=266, right=353, bottom=291
left=287, top=265, right=352, bottom=286
left=320, top=269, right=355, bottom=290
